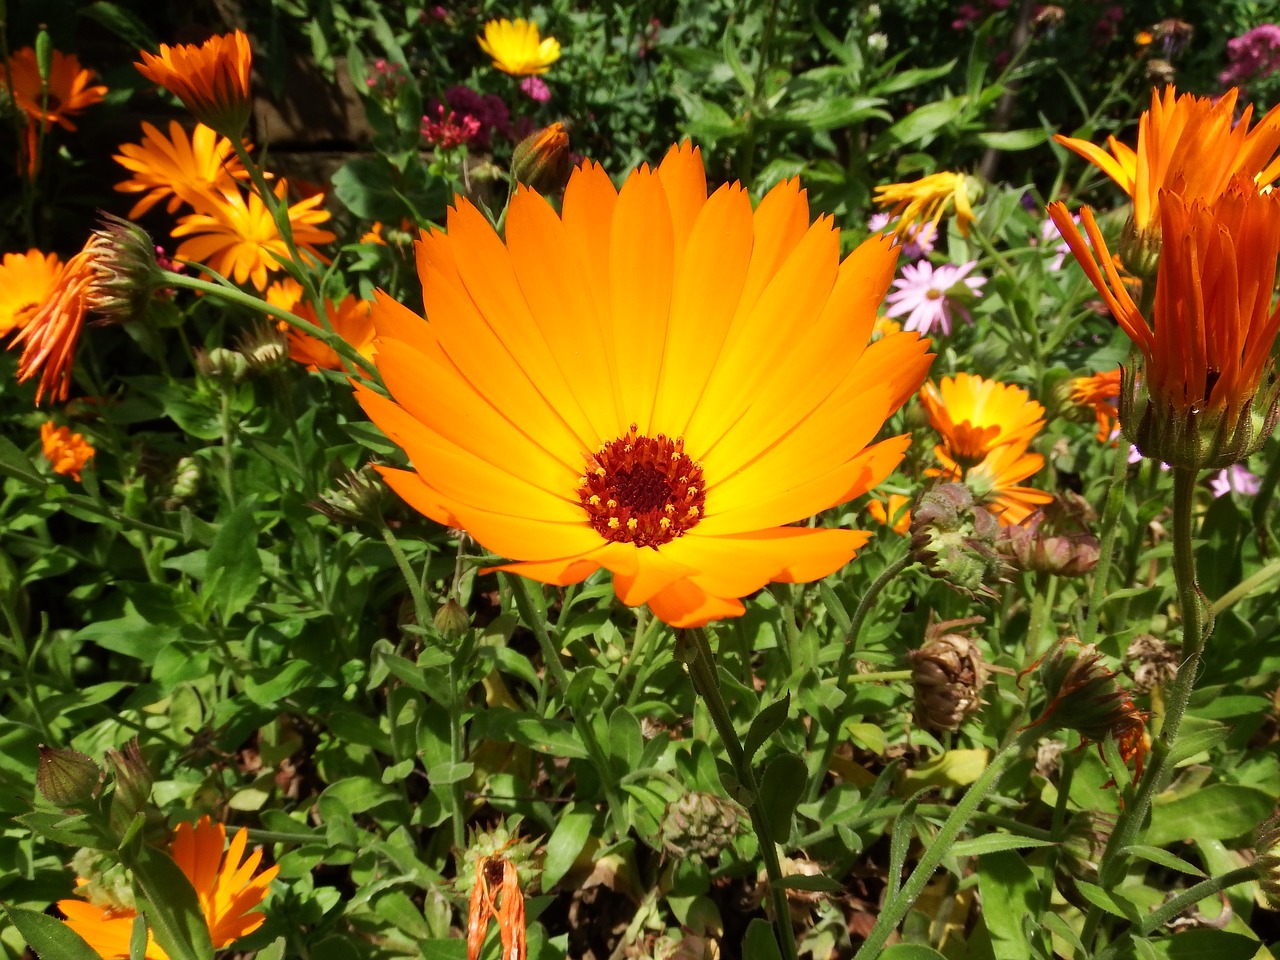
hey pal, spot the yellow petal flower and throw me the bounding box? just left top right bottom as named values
left=0, top=249, right=62, bottom=334
left=477, top=18, right=561, bottom=76
left=113, top=121, right=250, bottom=219
left=920, top=372, right=1046, bottom=467
left=873, top=171, right=977, bottom=238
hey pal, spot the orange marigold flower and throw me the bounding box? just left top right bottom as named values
left=113, top=121, right=250, bottom=219
left=1054, top=86, right=1280, bottom=242
left=3, top=46, right=107, bottom=130
left=265, top=277, right=305, bottom=314
left=477, top=18, right=561, bottom=76
left=0, top=249, right=63, bottom=334
left=1068, top=368, right=1122, bottom=442
left=58, top=816, right=277, bottom=959
left=361, top=222, right=387, bottom=245
left=930, top=442, right=1052, bottom=526
left=1049, top=179, right=1280, bottom=469
left=867, top=493, right=912, bottom=535
left=286, top=295, right=375, bottom=371
left=920, top=373, right=1046, bottom=467
left=873, top=171, right=978, bottom=239
left=135, top=30, right=253, bottom=138
left=354, top=142, right=934, bottom=627
left=40, top=421, right=94, bottom=481
left=171, top=181, right=336, bottom=291
left=10, top=247, right=96, bottom=404
left=467, top=854, right=527, bottom=960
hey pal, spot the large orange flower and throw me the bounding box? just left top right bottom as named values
left=286, top=295, right=376, bottom=371
left=0, top=249, right=62, bottom=334
left=919, top=373, right=1045, bottom=466
left=114, top=121, right=250, bottom=218
left=355, top=143, right=934, bottom=627
left=58, top=816, right=277, bottom=959
left=135, top=31, right=253, bottom=138
left=3, top=46, right=107, bottom=130
left=9, top=248, right=97, bottom=404
left=1049, top=179, right=1280, bottom=467
left=171, top=182, right=335, bottom=291
left=1054, top=86, right=1280, bottom=239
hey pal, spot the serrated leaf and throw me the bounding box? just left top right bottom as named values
left=3, top=903, right=105, bottom=960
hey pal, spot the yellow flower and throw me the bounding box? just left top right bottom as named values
left=1054, top=86, right=1280, bottom=241
left=919, top=373, right=1046, bottom=467
left=867, top=494, right=912, bottom=535
left=113, top=121, right=250, bottom=218
left=2, top=46, right=107, bottom=130
left=873, top=171, right=977, bottom=239
left=286, top=295, right=376, bottom=371
left=40, top=421, right=94, bottom=481
left=355, top=143, right=934, bottom=627
left=477, top=18, right=561, bottom=76
left=171, top=181, right=336, bottom=291
left=58, top=816, right=277, bottom=959
left=135, top=31, right=253, bottom=137
left=0, top=249, right=63, bottom=335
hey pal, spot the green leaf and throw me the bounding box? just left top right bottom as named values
left=974, top=128, right=1048, bottom=151
left=773, top=96, right=889, bottom=131
left=542, top=807, right=595, bottom=890
left=744, top=694, right=790, bottom=767
left=16, top=812, right=113, bottom=850
left=757, top=752, right=807, bottom=845
left=128, top=841, right=216, bottom=960
left=472, top=710, right=589, bottom=760
left=1073, top=879, right=1142, bottom=922
left=1146, top=784, right=1273, bottom=846
left=608, top=707, right=643, bottom=773
left=204, top=499, right=262, bottom=621
left=1169, top=723, right=1233, bottom=765
left=80, top=2, right=156, bottom=51
left=425, top=761, right=474, bottom=785
left=870, top=61, right=957, bottom=95
left=951, top=835, right=1055, bottom=857
left=742, top=918, right=785, bottom=960
left=880, top=947, right=949, bottom=960
left=2, top=903, right=105, bottom=960
left=875, top=97, right=966, bottom=150
left=1122, top=844, right=1207, bottom=878
left=976, top=851, right=1038, bottom=960
left=0, top=434, right=44, bottom=485
left=1142, top=929, right=1261, bottom=960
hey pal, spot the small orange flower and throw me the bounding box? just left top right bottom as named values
left=1068, top=368, right=1122, bottom=442
left=10, top=247, right=97, bottom=404
left=1054, top=86, right=1280, bottom=240
left=135, top=31, right=253, bottom=138
left=0, top=249, right=63, bottom=334
left=920, top=373, right=1046, bottom=467
left=113, top=121, right=250, bottom=218
left=930, top=442, right=1052, bottom=526
left=265, top=277, right=305, bottom=314
left=361, top=222, right=387, bottom=246
left=867, top=493, right=912, bottom=535
left=286, top=295, right=376, bottom=371
left=58, top=816, right=277, bottom=959
left=3, top=46, right=107, bottom=130
left=873, top=172, right=977, bottom=239
left=1049, top=180, right=1280, bottom=467
left=171, top=181, right=336, bottom=291
left=467, top=854, right=527, bottom=960
left=40, top=421, right=94, bottom=481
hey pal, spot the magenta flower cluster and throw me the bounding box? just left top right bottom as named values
left=1220, top=24, right=1280, bottom=88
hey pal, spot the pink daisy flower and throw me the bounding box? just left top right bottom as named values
left=884, top=260, right=985, bottom=335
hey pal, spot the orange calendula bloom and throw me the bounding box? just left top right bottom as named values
left=931, top=442, right=1052, bottom=526
left=113, top=121, right=250, bottom=219
left=286, top=295, right=376, bottom=371
left=10, top=248, right=97, bottom=404
left=467, top=854, right=527, bottom=960
left=1054, top=86, right=1280, bottom=241
left=477, top=18, right=561, bottom=76
left=867, top=494, right=912, bottom=535
left=171, top=181, right=336, bottom=291
left=1068, top=368, right=1122, bottom=442
left=0, top=249, right=63, bottom=334
left=135, top=31, right=253, bottom=138
left=873, top=171, right=977, bottom=239
left=3, top=46, right=107, bottom=130
left=920, top=373, right=1046, bottom=467
left=58, top=816, right=277, bottom=959
left=40, top=422, right=94, bottom=481
left=1049, top=180, right=1280, bottom=468
left=355, top=143, right=934, bottom=627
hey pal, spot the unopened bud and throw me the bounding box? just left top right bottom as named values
left=511, top=122, right=572, bottom=195
left=910, top=483, right=1005, bottom=597
left=86, top=214, right=164, bottom=324
left=196, top=347, right=249, bottom=384
left=661, top=791, right=744, bottom=859
left=236, top=323, right=289, bottom=375
left=311, top=466, right=385, bottom=526
left=35, top=29, right=53, bottom=83
left=1125, top=634, right=1180, bottom=694
left=37, top=745, right=101, bottom=808
left=433, top=598, right=470, bottom=639
left=1255, top=814, right=1280, bottom=909
left=107, top=739, right=153, bottom=833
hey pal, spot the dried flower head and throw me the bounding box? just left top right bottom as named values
left=909, top=620, right=988, bottom=731
left=909, top=483, right=1005, bottom=597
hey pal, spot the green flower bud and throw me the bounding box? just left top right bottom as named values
left=511, top=122, right=572, bottom=195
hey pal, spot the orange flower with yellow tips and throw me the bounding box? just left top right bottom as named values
left=0, top=249, right=62, bottom=334
left=58, top=816, right=277, bottom=959
left=920, top=373, right=1046, bottom=467
left=3, top=46, right=107, bottom=130
left=171, top=182, right=335, bottom=291
left=10, top=248, right=97, bottom=404
left=135, top=31, right=253, bottom=138
left=113, top=121, right=250, bottom=218
left=873, top=171, right=977, bottom=239
left=354, top=142, right=934, bottom=627
left=1049, top=180, right=1280, bottom=468
left=41, top=421, right=94, bottom=481
left=1054, top=86, right=1280, bottom=242
left=286, top=295, right=376, bottom=371
left=930, top=441, right=1052, bottom=526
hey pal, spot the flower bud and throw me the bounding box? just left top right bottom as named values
left=1255, top=813, right=1280, bottom=909
left=996, top=493, right=1101, bottom=578
left=168, top=455, right=202, bottom=507
left=196, top=346, right=249, bottom=385
left=311, top=466, right=386, bottom=526
left=511, top=122, right=572, bottom=195
left=433, top=598, right=470, bottom=639
left=910, top=483, right=1005, bottom=598
left=107, top=739, right=153, bottom=833
left=37, top=745, right=101, bottom=808
left=85, top=214, right=164, bottom=324
left=909, top=627, right=987, bottom=732
left=661, top=791, right=744, bottom=859
left=236, top=323, right=289, bottom=375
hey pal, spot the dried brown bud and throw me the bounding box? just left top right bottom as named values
left=37, top=745, right=101, bottom=808
left=910, top=628, right=987, bottom=732
left=661, top=791, right=744, bottom=859
left=1125, top=634, right=1181, bottom=694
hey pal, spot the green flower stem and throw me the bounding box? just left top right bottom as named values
left=1079, top=435, right=1130, bottom=647
left=969, top=222, right=1044, bottom=366
left=682, top=625, right=798, bottom=960
left=851, top=729, right=1033, bottom=960
left=378, top=521, right=430, bottom=624
left=217, top=390, right=237, bottom=506
left=1095, top=467, right=1212, bottom=895
left=159, top=271, right=380, bottom=381
left=1025, top=570, right=1056, bottom=661
left=819, top=669, right=913, bottom=686
left=506, top=574, right=628, bottom=839
left=1211, top=557, right=1280, bottom=616
left=1136, top=866, right=1256, bottom=936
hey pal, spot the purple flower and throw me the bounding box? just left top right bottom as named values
left=519, top=76, right=551, bottom=102
left=1220, top=24, right=1280, bottom=88
left=867, top=212, right=892, bottom=233
left=1038, top=214, right=1076, bottom=271
left=884, top=260, right=986, bottom=335
left=442, top=85, right=511, bottom=149
left=867, top=213, right=936, bottom=260
left=1210, top=464, right=1262, bottom=498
